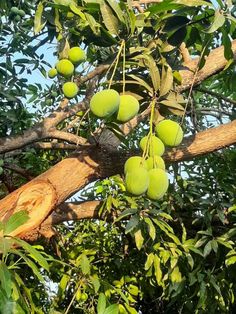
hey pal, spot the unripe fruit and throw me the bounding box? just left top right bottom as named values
left=75, top=289, right=82, bottom=301
left=45, top=99, right=52, bottom=106
left=48, top=68, right=57, bottom=79
left=124, top=156, right=147, bottom=174
left=146, top=156, right=165, bottom=170
left=10, top=7, right=19, bottom=14
left=155, top=119, right=183, bottom=146
left=80, top=292, right=88, bottom=302
left=18, top=9, right=26, bottom=17
left=62, top=82, right=78, bottom=98
left=125, top=168, right=149, bottom=195
left=51, top=91, right=58, bottom=97
left=147, top=168, right=169, bottom=200
left=68, top=46, right=86, bottom=64
left=56, top=59, right=74, bottom=77
left=90, top=89, right=120, bottom=118
left=14, top=15, right=21, bottom=22
left=140, top=135, right=165, bottom=156
left=117, top=95, right=139, bottom=122
left=67, top=12, right=74, bottom=18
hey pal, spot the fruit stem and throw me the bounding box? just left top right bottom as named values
left=142, top=99, right=156, bottom=160
left=108, top=40, right=125, bottom=89
left=122, top=41, right=126, bottom=94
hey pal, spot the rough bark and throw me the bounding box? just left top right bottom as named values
left=164, top=120, right=236, bottom=162
left=177, top=40, right=236, bottom=92
left=1, top=120, right=236, bottom=238
left=22, top=201, right=101, bottom=241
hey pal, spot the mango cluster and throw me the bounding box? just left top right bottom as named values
left=10, top=7, right=25, bottom=21
left=124, top=120, right=183, bottom=200
left=89, top=89, right=140, bottom=123
left=48, top=46, right=86, bottom=99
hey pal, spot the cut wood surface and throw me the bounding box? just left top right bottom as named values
left=0, top=180, right=57, bottom=237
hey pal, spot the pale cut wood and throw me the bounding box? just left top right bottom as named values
left=0, top=181, right=57, bottom=237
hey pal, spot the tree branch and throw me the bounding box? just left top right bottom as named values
left=177, top=40, right=236, bottom=92
left=1, top=120, right=236, bottom=239
left=164, top=120, right=236, bottom=162
left=194, top=87, right=236, bottom=106
left=3, top=163, right=33, bottom=181
left=1, top=41, right=236, bottom=155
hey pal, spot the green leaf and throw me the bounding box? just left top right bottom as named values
left=85, top=13, right=101, bottom=36
left=144, top=217, right=156, bottom=240
left=175, top=0, right=212, bottom=6
left=160, top=65, right=173, bottom=97
left=80, top=254, right=91, bottom=275
left=115, top=208, right=138, bottom=222
left=104, top=304, right=119, bottom=314
left=148, top=0, right=181, bottom=14
left=127, top=8, right=136, bottom=35
left=160, top=99, right=184, bottom=111
left=226, top=255, right=236, bottom=266
left=128, top=74, right=153, bottom=93
left=211, top=240, right=218, bottom=253
left=100, top=2, right=119, bottom=35
left=58, top=274, right=70, bottom=297
left=160, top=250, right=171, bottom=265
left=0, top=238, right=12, bottom=256
left=153, top=255, right=162, bottom=285
left=106, top=0, right=125, bottom=24
left=205, top=10, right=225, bottom=33
left=228, top=204, right=236, bottom=214
left=145, top=253, right=154, bottom=270
left=0, top=262, right=12, bottom=298
left=69, top=4, right=86, bottom=20
left=125, top=215, right=139, bottom=234
left=9, top=249, right=44, bottom=282
left=135, top=54, right=160, bottom=91
left=203, top=241, right=212, bottom=257
left=186, top=253, right=194, bottom=269
left=163, top=16, right=190, bottom=33
left=34, top=2, right=46, bottom=34
left=90, top=275, right=100, bottom=293
left=216, top=238, right=233, bottom=249
left=3, top=211, right=29, bottom=235
left=170, top=266, right=182, bottom=283
left=168, top=27, right=187, bottom=46
left=12, top=238, right=49, bottom=271
left=97, top=293, right=106, bottom=314
left=134, top=229, right=144, bottom=250
left=209, top=275, right=221, bottom=295
left=222, top=29, right=233, bottom=60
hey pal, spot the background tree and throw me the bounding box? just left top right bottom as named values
left=0, top=0, right=236, bottom=313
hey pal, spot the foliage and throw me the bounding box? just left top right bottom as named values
left=0, top=0, right=236, bottom=313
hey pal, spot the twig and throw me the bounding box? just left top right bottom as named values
left=195, top=87, right=236, bottom=106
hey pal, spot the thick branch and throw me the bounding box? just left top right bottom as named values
left=21, top=201, right=101, bottom=241
left=164, top=120, right=236, bottom=162
left=177, top=40, right=236, bottom=92
left=0, top=99, right=88, bottom=154
left=1, top=120, right=236, bottom=238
